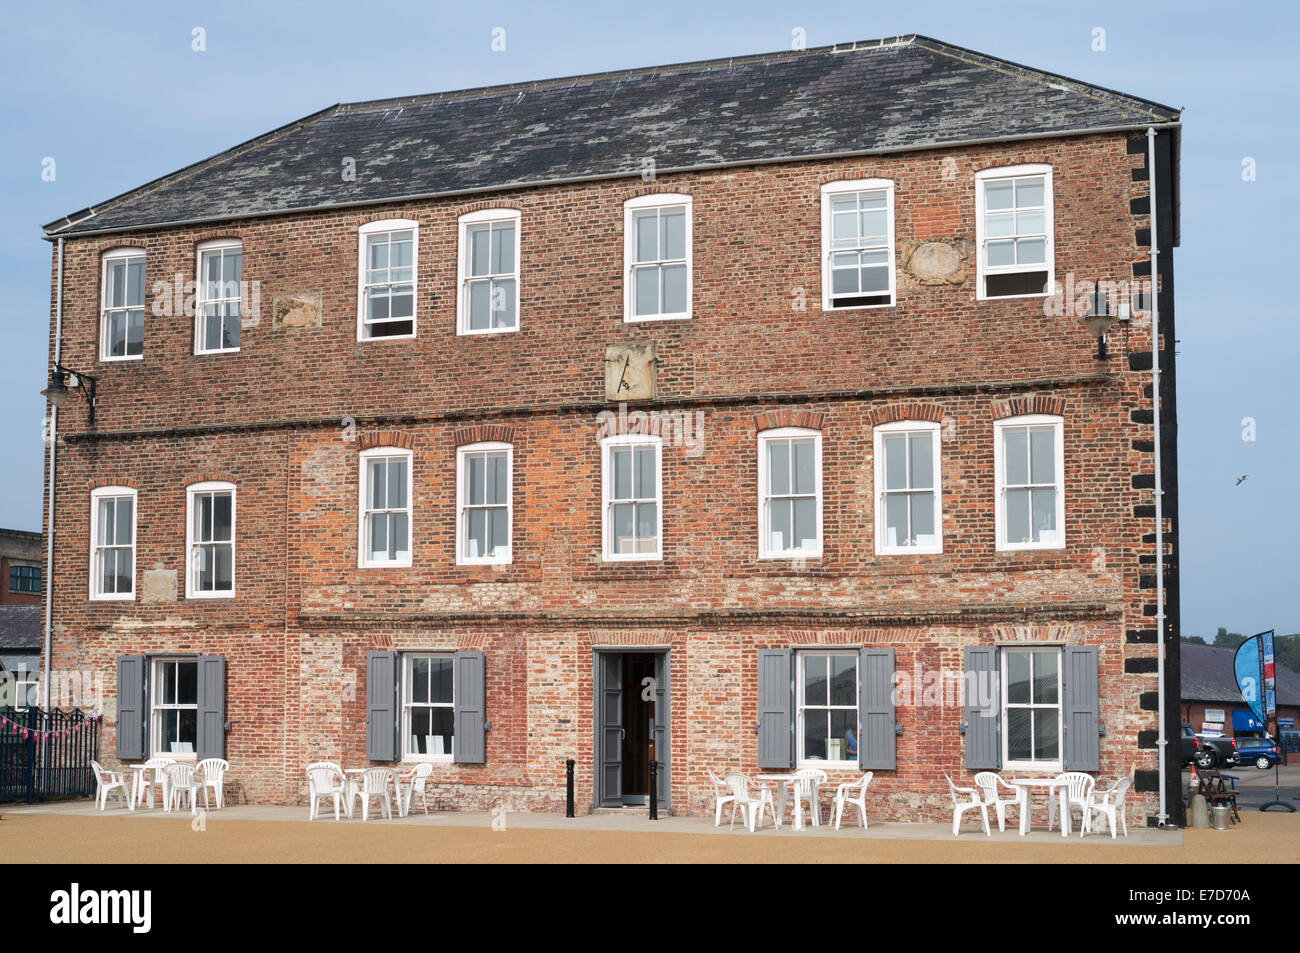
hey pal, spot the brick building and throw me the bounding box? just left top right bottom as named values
left=0, top=528, right=42, bottom=605
left=38, top=36, right=1184, bottom=824
left=1180, top=643, right=1300, bottom=755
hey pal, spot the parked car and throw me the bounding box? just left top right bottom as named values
left=1181, top=724, right=1239, bottom=768
left=1235, top=734, right=1282, bottom=769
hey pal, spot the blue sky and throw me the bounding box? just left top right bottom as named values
left=1, top=0, right=1295, bottom=637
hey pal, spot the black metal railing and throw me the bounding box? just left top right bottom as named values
left=0, top=707, right=99, bottom=803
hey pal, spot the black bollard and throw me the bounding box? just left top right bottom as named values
left=565, top=759, right=575, bottom=818
left=648, top=758, right=658, bottom=820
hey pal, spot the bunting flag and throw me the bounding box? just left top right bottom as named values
left=0, top=712, right=102, bottom=741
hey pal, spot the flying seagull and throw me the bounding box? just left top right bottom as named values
left=1236, top=475, right=1249, bottom=486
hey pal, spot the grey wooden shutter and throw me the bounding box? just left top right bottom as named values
left=597, top=653, right=623, bottom=806
left=653, top=653, right=670, bottom=809
left=115, top=655, right=146, bottom=760
left=858, top=648, right=896, bottom=770
left=365, top=651, right=398, bottom=762
left=453, top=651, right=486, bottom=764
left=756, top=649, right=793, bottom=769
left=195, top=655, right=226, bottom=761
left=963, top=646, right=1001, bottom=770
left=1063, top=645, right=1101, bottom=771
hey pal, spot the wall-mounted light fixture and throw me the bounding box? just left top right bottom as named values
left=1080, top=285, right=1120, bottom=360
left=40, top=364, right=100, bottom=425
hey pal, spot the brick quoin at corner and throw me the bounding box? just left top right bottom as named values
left=38, top=36, right=1183, bottom=823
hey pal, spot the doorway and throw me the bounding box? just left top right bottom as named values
left=595, top=650, right=669, bottom=809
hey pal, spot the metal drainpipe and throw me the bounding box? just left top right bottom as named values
left=1146, top=127, right=1168, bottom=827
left=42, top=238, right=63, bottom=716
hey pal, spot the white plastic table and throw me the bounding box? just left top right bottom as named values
left=1008, top=777, right=1071, bottom=837
left=755, top=774, right=822, bottom=831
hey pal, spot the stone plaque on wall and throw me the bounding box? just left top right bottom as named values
left=273, top=292, right=323, bottom=328
left=142, top=567, right=178, bottom=603
left=900, top=238, right=970, bottom=288
left=604, top=342, right=657, bottom=402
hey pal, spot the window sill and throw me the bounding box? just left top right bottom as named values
left=457, top=557, right=513, bottom=567
left=99, top=354, right=144, bottom=363
left=90, top=593, right=135, bottom=603
left=996, top=541, right=1066, bottom=553
left=758, top=551, right=822, bottom=561
left=187, top=591, right=236, bottom=600
left=601, top=552, right=663, bottom=563
left=399, top=756, right=454, bottom=765
left=457, top=325, right=520, bottom=337
left=356, top=332, right=417, bottom=343
left=876, top=545, right=943, bottom=557
left=358, top=560, right=414, bottom=570
left=195, top=348, right=241, bottom=356
left=623, top=312, right=691, bottom=324
left=798, top=760, right=858, bottom=771
left=822, top=301, right=895, bottom=312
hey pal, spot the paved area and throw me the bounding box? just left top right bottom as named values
left=2, top=796, right=1297, bottom=863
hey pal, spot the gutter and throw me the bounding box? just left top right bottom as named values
left=42, top=239, right=62, bottom=722
left=1147, top=126, right=1168, bottom=827
left=42, top=121, right=1182, bottom=241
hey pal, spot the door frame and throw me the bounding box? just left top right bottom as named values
left=592, top=647, right=670, bottom=811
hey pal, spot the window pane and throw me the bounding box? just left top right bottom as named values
left=1033, top=650, right=1059, bottom=705
left=491, top=223, right=515, bottom=274
left=430, top=656, right=453, bottom=703
left=660, top=263, right=687, bottom=314
left=468, top=224, right=490, bottom=276
left=1031, top=488, right=1057, bottom=542
left=1006, top=708, right=1032, bottom=762
left=634, top=445, right=655, bottom=499
left=223, top=304, right=240, bottom=349
left=489, top=507, right=509, bottom=553
left=493, top=278, right=517, bottom=329
left=1033, top=709, right=1059, bottom=760
left=486, top=453, right=507, bottom=506
left=1029, top=428, right=1055, bottom=484
left=859, top=208, right=886, bottom=243
left=126, top=259, right=145, bottom=307
left=768, top=498, right=791, bottom=552
left=909, top=433, right=933, bottom=490
left=985, top=180, right=1014, bottom=211
left=830, top=655, right=856, bottom=706
left=830, top=709, right=857, bottom=760
left=177, top=662, right=198, bottom=706
left=469, top=279, right=491, bottom=329
left=367, top=288, right=389, bottom=321
left=831, top=207, right=857, bottom=243
left=792, top=439, right=815, bottom=495
left=390, top=233, right=413, bottom=269
left=1016, top=238, right=1046, bottom=265
left=884, top=493, right=908, bottom=548
left=467, top=454, right=485, bottom=506
left=803, top=656, right=828, bottom=706
left=115, top=499, right=133, bottom=545
left=368, top=514, right=387, bottom=560
left=1016, top=210, right=1045, bottom=236
left=767, top=440, right=790, bottom=496
left=883, top=433, right=907, bottom=490
left=611, top=503, right=635, bottom=553
left=635, top=211, right=658, bottom=263
left=466, top=509, right=486, bottom=558
left=387, top=460, right=407, bottom=510
left=1015, top=177, right=1045, bottom=208
left=368, top=238, right=388, bottom=272
left=389, top=513, right=408, bottom=559
left=1003, top=429, right=1028, bottom=486
left=368, top=460, right=387, bottom=510
left=108, top=261, right=125, bottom=308
left=194, top=493, right=211, bottom=542
left=126, top=311, right=144, bottom=355
left=213, top=493, right=232, bottom=542
left=98, top=499, right=114, bottom=545
left=612, top=447, right=632, bottom=500
left=792, top=497, right=816, bottom=550
left=860, top=264, right=889, bottom=293
left=635, top=501, right=657, bottom=543
left=411, top=657, right=430, bottom=703
left=986, top=240, right=1015, bottom=268
left=1005, top=488, right=1030, bottom=544
left=910, top=491, right=935, bottom=544
left=831, top=265, right=858, bottom=296
left=1006, top=651, right=1031, bottom=705
left=634, top=266, right=658, bottom=316
left=803, top=714, right=829, bottom=761
left=661, top=208, right=685, bottom=260
left=985, top=212, right=1014, bottom=238
left=213, top=545, right=233, bottom=590
left=223, top=250, right=242, bottom=286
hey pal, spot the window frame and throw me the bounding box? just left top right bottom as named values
left=358, top=446, right=414, bottom=569
left=600, top=433, right=664, bottom=562
left=974, top=164, right=1054, bottom=301
left=193, top=238, right=243, bottom=355
left=88, top=486, right=137, bottom=602
left=455, top=441, right=514, bottom=566
left=401, top=652, right=455, bottom=763
left=757, top=427, right=823, bottom=560
left=994, top=414, right=1066, bottom=552
left=623, top=193, right=693, bottom=323
left=185, top=480, right=236, bottom=600
left=150, top=656, right=199, bottom=761
left=796, top=650, right=860, bottom=768
left=99, top=247, right=147, bottom=362
left=1000, top=645, right=1064, bottom=771
left=820, top=178, right=896, bottom=311
left=9, top=565, right=40, bottom=594
left=873, top=420, right=943, bottom=555
left=456, top=209, right=521, bottom=336
left=356, top=219, right=419, bottom=342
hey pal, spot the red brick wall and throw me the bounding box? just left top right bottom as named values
left=43, top=131, right=1167, bottom=823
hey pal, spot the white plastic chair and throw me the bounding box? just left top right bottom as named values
left=352, top=767, right=394, bottom=821
left=164, top=762, right=204, bottom=815
left=946, top=774, right=990, bottom=836
left=400, top=763, right=434, bottom=816
left=724, top=774, right=776, bottom=832
left=1051, top=772, right=1096, bottom=836
left=306, top=762, right=350, bottom=821
left=91, top=761, right=131, bottom=811
left=973, top=771, right=1022, bottom=833
left=1087, top=777, right=1131, bottom=838
left=791, top=767, right=827, bottom=828
left=197, top=758, right=229, bottom=809
left=707, top=768, right=736, bottom=827
left=137, top=757, right=174, bottom=808
left=832, top=772, right=873, bottom=829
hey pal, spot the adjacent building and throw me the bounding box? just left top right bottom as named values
left=0, top=529, right=42, bottom=605
left=1180, top=643, right=1300, bottom=754
left=38, top=36, right=1183, bottom=823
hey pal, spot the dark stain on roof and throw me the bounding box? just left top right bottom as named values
left=43, top=35, right=1180, bottom=238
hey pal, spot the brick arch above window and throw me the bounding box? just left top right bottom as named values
left=624, top=184, right=692, bottom=201
left=866, top=402, right=945, bottom=427
left=88, top=476, right=139, bottom=491
left=992, top=623, right=1077, bottom=643
left=454, top=424, right=516, bottom=447
left=190, top=232, right=242, bottom=251
left=991, top=395, right=1066, bottom=420
left=455, top=200, right=521, bottom=217
left=181, top=471, right=237, bottom=488
left=753, top=409, right=824, bottom=433
left=357, top=430, right=417, bottom=452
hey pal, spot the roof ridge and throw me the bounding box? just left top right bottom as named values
left=335, top=35, right=920, bottom=113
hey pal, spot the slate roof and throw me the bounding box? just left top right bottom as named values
left=1181, top=643, right=1300, bottom=707
left=44, top=35, right=1179, bottom=239
left=0, top=606, right=41, bottom=652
